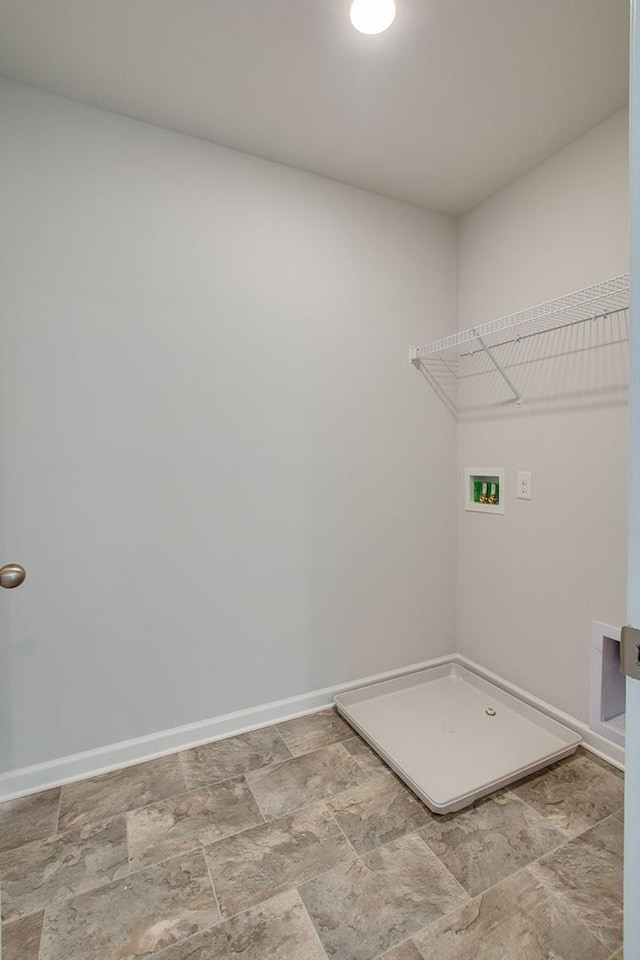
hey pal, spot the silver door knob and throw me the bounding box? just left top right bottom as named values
left=0, top=564, right=26, bottom=589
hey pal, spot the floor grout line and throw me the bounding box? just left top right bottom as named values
left=502, top=754, right=624, bottom=836
left=293, top=888, right=332, bottom=960
left=271, top=723, right=294, bottom=758
left=0, top=787, right=65, bottom=860
left=208, top=806, right=623, bottom=956
left=4, top=794, right=620, bottom=932
left=417, top=813, right=569, bottom=902
left=12, top=742, right=616, bottom=853
left=369, top=936, right=424, bottom=960
left=241, top=771, right=271, bottom=821
left=275, top=732, right=359, bottom=760
left=18, top=769, right=264, bottom=848
left=324, top=805, right=359, bottom=858
left=122, top=846, right=229, bottom=960
left=35, top=908, right=45, bottom=960
left=3, top=740, right=624, bottom=957
left=26, top=728, right=299, bottom=838
left=506, top=784, right=624, bottom=840
left=11, top=794, right=356, bottom=922
left=540, top=885, right=623, bottom=958
left=495, top=788, right=571, bottom=841
left=525, top=811, right=624, bottom=954
left=2, top=725, right=365, bottom=850
left=123, top=811, right=134, bottom=875
left=391, top=849, right=617, bottom=960
left=52, top=762, right=188, bottom=836
left=175, top=749, right=190, bottom=796
left=208, top=811, right=361, bottom=926
left=5, top=841, right=624, bottom=960
left=53, top=787, right=63, bottom=839
left=224, top=746, right=374, bottom=826
left=3, top=842, right=229, bottom=927
left=294, top=827, right=473, bottom=960
left=447, top=818, right=622, bottom=950
left=202, top=841, right=224, bottom=926
left=531, top=860, right=623, bottom=957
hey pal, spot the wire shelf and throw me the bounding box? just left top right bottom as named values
left=410, top=275, right=630, bottom=415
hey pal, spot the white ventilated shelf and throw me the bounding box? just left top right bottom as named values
left=335, top=663, right=581, bottom=814
left=410, top=275, right=630, bottom=415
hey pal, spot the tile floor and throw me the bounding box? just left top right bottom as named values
left=0, top=709, right=625, bottom=960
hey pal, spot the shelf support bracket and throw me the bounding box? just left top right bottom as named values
left=474, top=331, right=522, bottom=408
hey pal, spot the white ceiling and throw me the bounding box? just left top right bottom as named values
left=0, top=0, right=629, bottom=216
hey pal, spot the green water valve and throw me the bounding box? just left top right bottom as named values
left=465, top=468, right=505, bottom=514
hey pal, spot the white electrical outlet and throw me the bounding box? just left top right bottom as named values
left=517, top=471, right=532, bottom=500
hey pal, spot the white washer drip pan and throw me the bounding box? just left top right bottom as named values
left=334, top=663, right=581, bottom=814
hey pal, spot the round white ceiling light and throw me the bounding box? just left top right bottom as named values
left=349, top=0, right=396, bottom=35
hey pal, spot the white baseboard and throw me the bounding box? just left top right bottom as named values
left=0, top=651, right=623, bottom=802
left=0, top=655, right=455, bottom=802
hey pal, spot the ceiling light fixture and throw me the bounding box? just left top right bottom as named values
left=350, top=0, right=396, bottom=35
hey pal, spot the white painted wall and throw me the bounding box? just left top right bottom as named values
left=0, top=75, right=629, bottom=782
left=457, top=108, right=630, bottom=722
left=0, top=80, right=458, bottom=772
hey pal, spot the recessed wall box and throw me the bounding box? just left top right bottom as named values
left=590, top=620, right=625, bottom=747
left=465, top=467, right=505, bottom=514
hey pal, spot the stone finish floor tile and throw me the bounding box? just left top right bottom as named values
left=342, top=736, right=390, bottom=778
left=246, top=742, right=367, bottom=819
left=412, top=868, right=610, bottom=960
left=58, top=756, right=187, bottom=832
left=511, top=752, right=624, bottom=838
left=127, top=776, right=263, bottom=869
left=573, top=747, right=624, bottom=779
left=299, top=832, right=468, bottom=960
left=0, top=816, right=129, bottom=922
left=276, top=708, right=354, bottom=757
left=419, top=792, right=564, bottom=896
left=38, top=850, right=219, bottom=960
left=3, top=723, right=627, bottom=960
left=205, top=803, right=352, bottom=917
left=180, top=728, right=291, bottom=790
left=530, top=815, right=623, bottom=952
left=328, top=771, right=431, bottom=854
left=1, top=910, right=44, bottom=960
left=378, top=940, right=424, bottom=960
left=0, top=788, right=60, bottom=853
left=147, top=890, right=326, bottom=960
